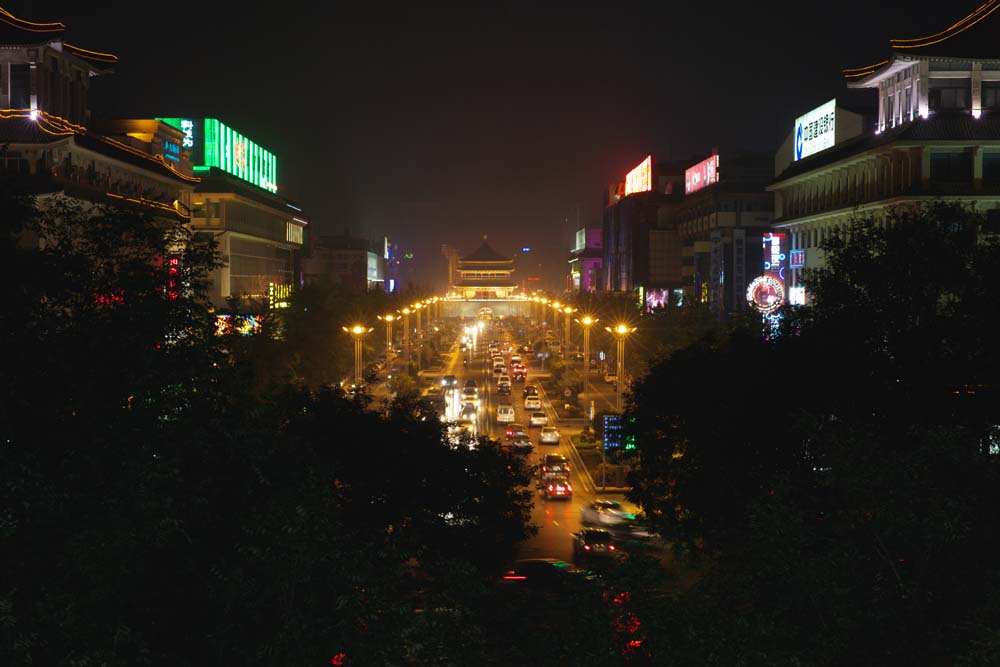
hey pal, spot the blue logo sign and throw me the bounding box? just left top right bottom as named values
left=521, top=246, right=531, bottom=253
left=794, top=123, right=804, bottom=161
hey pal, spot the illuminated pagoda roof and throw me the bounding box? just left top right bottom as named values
left=844, top=0, right=1000, bottom=85
left=460, top=241, right=512, bottom=264
left=0, top=6, right=118, bottom=72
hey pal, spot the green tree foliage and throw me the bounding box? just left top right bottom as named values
left=626, top=202, right=1000, bottom=664
left=0, top=193, right=537, bottom=665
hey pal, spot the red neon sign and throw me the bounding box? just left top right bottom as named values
left=685, top=154, right=719, bottom=194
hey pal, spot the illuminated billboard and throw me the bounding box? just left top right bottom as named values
left=685, top=154, right=719, bottom=194
left=748, top=232, right=787, bottom=314
left=158, top=117, right=278, bottom=193
left=624, top=155, right=652, bottom=196
left=794, top=99, right=836, bottom=161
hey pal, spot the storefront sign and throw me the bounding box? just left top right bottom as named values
left=789, top=249, right=805, bottom=268
left=747, top=275, right=785, bottom=313
left=158, top=117, right=278, bottom=193
left=685, top=154, right=720, bottom=194
left=794, top=99, right=836, bottom=161
left=624, top=155, right=652, bottom=196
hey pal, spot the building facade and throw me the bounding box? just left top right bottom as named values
left=770, top=8, right=1000, bottom=303
left=0, top=8, right=196, bottom=225
left=452, top=241, right=517, bottom=299
left=303, top=232, right=386, bottom=294
left=567, top=227, right=602, bottom=293
left=157, top=117, right=306, bottom=310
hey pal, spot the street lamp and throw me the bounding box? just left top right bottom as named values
left=562, top=305, right=575, bottom=350
left=342, top=324, right=374, bottom=387
left=541, top=298, right=550, bottom=327
left=604, top=323, right=637, bottom=412
left=401, top=307, right=412, bottom=364
left=414, top=302, right=423, bottom=338
left=377, top=313, right=396, bottom=361
left=576, top=315, right=598, bottom=382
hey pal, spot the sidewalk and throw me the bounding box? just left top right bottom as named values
left=568, top=434, right=631, bottom=494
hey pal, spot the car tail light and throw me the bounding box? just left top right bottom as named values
left=608, top=544, right=615, bottom=551
left=584, top=545, right=591, bottom=550
left=548, top=485, right=554, bottom=491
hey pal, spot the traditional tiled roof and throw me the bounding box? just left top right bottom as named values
left=0, top=7, right=117, bottom=70
left=774, top=114, right=1000, bottom=184
left=844, top=0, right=1000, bottom=80
left=0, top=110, right=199, bottom=184
left=460, top=241, right=511, bottom=263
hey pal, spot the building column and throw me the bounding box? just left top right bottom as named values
left=919, top=147, right=931, bottom=191
left=973, top=145, right=984, bottom=192
left=918, top=60, right=930, bottom=118
left=973, top=62, right=983, bottom=118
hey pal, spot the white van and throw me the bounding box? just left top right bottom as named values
left=497, top=405, right=515, bottom=423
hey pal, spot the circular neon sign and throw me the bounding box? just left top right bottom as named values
left=746, top=276, right=785, bottom=314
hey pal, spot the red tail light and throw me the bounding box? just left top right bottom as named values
left=548, top=485, right=554, bottom=491
left=584, top=545, right=591, bottom=550
left=608, top=544, right=615, bottom=551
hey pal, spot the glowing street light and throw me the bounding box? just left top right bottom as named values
left=377, top=313, right=397, bottom=361
left=604, top=323, right=637, bottom=412
left=401, top=307, right=412, bottom=363
left=576, top=314, right=598, bottom=382
left=562, top=305, right=576, bottom=349
left=342, top=324, right=374, bottom=386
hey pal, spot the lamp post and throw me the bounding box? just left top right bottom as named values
left=414, top=303, right=425, bottom=372
left=562, top=306, right=575, bottom=351
left=576, top=315, right=598, bottom=384
left=377, top=313, right=396, bottom=361
left=342, top=324, right=374, bottom=387
left=540, top=298, right=549, bottom=328
left=605, top=323, right=637, bottom=412
left=401, top=307, right=412, bottom=365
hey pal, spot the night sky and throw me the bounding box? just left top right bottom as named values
left=25, top=1, right=965, bottom=289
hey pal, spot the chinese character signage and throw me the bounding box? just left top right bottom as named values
left=685, top=154, right=720, bottom=194
left=603, top=414, right=623, bottom=451
left=794, top=99, right=836, bottom=161
left=624, top=155, right=652, bottom=196
left=789, top=249, right=805, bottom=268
left=158, top=117, right=278, bottom=193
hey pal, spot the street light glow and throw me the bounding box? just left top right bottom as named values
left=580, top=315, right=595, bottom=326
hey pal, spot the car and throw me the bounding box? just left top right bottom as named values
left=464, top=379, right=477, bottom=390
left=603, top=372, right=618, bottom=384
left=529, top=411, right=548, bottom=426
left=461, top=387, right=479, bottom=406
left=497, top=384, right=511, bottom=396
left=460, top=405, right=477, bottom=421
left=442, top=374, right=458, bottom=388
left=543, top=474, right=572, bottom=500
left=512, top=366, right=527, bottom=381
left=493, top=366, right=504, bottom=376
left=572, top=528, right=617, bottom=562
left=501, top=558, right=579, bottom=590
left=510, top=434, right=534, bottom=452
left=518, top=345, right=532, bottom=354
left=580, top=500, right=637, bottom=528
left=504, top=422, right=526, bottom=440
left=510, top=355, right=522, bottom=367
left=524, top=395, right=542, bottom=410
left=541, top=453, right=570, bottom=478
left=498, top=374, right=511, bottom=385
left=497, top=405, right=515, bottom=422
left=523, top=385, right=539, bottom=398
left=540, top=426, right=560, bottom=445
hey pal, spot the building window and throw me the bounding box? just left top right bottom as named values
left=929, top=61, right=972, bottom=71
left=10, top=64, right=29, bottom=109
left=983, top=82, right=1000, bottom=112
left=930, top=152, right=973, bottom=181
left=928, top=78, right=971, bottom=112
left=904, top=87, right=913, bottom=119
left=984, top=153, right=1000, bottom=181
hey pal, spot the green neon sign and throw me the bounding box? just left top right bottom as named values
left=158, top=117, right=278, bottom=194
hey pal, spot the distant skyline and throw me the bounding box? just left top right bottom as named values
left=26, top=1, right=976, bottom=290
